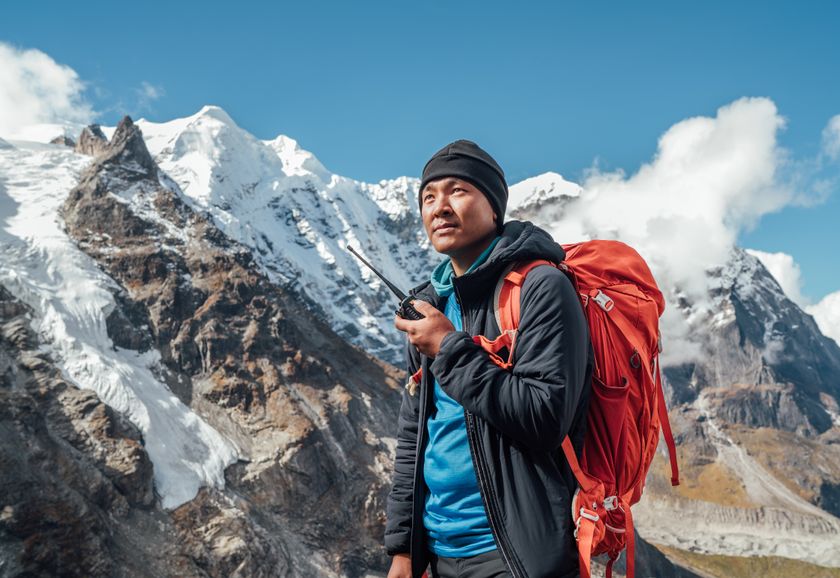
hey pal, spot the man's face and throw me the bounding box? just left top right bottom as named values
left=420, top=177, right=497, bottom=256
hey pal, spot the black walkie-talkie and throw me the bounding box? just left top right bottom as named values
left=347, top=246, right=425, bottom=320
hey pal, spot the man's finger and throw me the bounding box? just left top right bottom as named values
left=412, top=299, right=435, bottom=313
left=394, top=314, right=412, bottom=332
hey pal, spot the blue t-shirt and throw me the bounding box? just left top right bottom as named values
left=423, top=237, right=500, bottom=557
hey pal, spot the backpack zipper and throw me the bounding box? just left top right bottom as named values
left=454, top=283, right=527, bottom=578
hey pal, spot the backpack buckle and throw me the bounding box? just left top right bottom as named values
left=592, top=290, right=614, bottom=311
left=603, top=495, right=618, bottom=510
left=579, top=507, right=599, bottom=523
left=573, top=507, right=600, bottom=539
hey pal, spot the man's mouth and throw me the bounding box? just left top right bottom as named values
left=433, top=223, right=458, bottom=233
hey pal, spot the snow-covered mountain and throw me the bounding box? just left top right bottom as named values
left=507, top=170, right=582, bottom=214
left=130, top=105, right=436, bottom=366
left=1, top=116, right=409, bottom=576
left=633, top=246, right=840, bottom=567
left=0, top=136, right=239, bottom=509
left=2, top=105, right=840, bottom=577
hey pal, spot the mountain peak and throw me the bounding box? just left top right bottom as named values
left=508, top=171, right=582, bottom=213
left=100, top=115, right=156, bottom=175
left=75, top=124, right=108, bottom=156
left=264, top=133, right=329, bottom=179
left=193, top=104, right=237, bottom=126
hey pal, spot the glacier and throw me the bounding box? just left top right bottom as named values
left=0, top=138, right=239, bottom=510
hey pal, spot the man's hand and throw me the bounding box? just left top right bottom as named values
left=387, top=553, right=412, bottom=578
left=394, top=299, right=455, bottom=358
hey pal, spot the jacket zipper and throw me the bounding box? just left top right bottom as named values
left=453, top=284, right=527, bottom=578
left=410, top=355, right=430, bottom=571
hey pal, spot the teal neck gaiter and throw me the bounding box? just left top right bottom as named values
left=430, top=236, right=501, bottom=298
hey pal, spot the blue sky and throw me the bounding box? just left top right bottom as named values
left=1, top=0, right=838, bottom=301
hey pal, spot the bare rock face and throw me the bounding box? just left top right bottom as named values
left=702, top=383, right=825, bottom=436
left=60, top=115, right=404, bottom=576
left=75, top=123, right=109, bottom=156
left=0, top=284, right=182, bottom=577
left=50, top=134, right=75, bottom=147
left=663, top=247, right=840, bottom=435
left=169, top=488, right=287, bottom=578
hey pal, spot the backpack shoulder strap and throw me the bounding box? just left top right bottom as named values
left=471, top=259, right=560, bottom=372
left=493, top=259, right=558, bottom=333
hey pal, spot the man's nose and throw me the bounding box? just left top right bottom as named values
left=431, top=195, right=453, bottom=216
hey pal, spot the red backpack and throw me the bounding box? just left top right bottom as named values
left=483, top=239, right=680, bottom=578
left=410, top=239, right=680, bottom=578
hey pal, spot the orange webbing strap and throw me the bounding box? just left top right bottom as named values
left=603, top=494, right=636, bottom=578
left=605, top=555, right=615, bottom=578
left=655, top=362, right=680, bottom=486
left=562, top=436, right=599, bottom=578
left=625, top=499, right=636, bottom=578
left=576, top=514, right=596, bottom=578
left=405, top=368, right=423, bottom=396
left=561, top=436, right=599, bottom=494
left=472, top=331, right=517, bottom=370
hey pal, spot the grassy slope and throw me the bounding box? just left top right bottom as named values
left=656, top=545, right=840, bottom=578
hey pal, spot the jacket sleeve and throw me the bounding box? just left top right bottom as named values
left=429, top=265, right=590, bottom=453
left=384, top=334, right=422, bottom=555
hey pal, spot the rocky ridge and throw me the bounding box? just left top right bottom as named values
left=0, top=116, right=406, bottom=577
left=134, top=106, right=437, bottom=367
left=0, top=283, right=177, bottom=577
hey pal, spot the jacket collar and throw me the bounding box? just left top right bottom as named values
left=430, top=235, right=502, bottom=298
left=410, top=220, right=567, bottom=306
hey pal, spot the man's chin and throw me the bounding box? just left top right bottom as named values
left=430, top=238, right=463, bottom=255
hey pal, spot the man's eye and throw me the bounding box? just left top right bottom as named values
left=423, top=194, right=434, bottom=202
left=453, top=187, right=465, bottom=193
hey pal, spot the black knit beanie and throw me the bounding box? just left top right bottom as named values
left=419, top=139, right=508, bottom=232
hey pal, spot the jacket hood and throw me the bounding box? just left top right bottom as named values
left=411, top=220, right=566, bottom=305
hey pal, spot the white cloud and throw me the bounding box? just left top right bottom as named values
left=822, top=114, right=840, bottom=161
left=547, top=97, right=799, bottom=366
left=807, top=291, right=840, bottom=347
left=745, top=249, right=808, bottom=307
left=0, top=42, right=95, bottom=136
left=136, top=81, right=165, bottom=112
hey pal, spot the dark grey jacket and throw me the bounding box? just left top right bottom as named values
left=384, top=220, right=594, bottom=578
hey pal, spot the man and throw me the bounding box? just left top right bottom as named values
left=385, top=139, right=594, bottom=578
